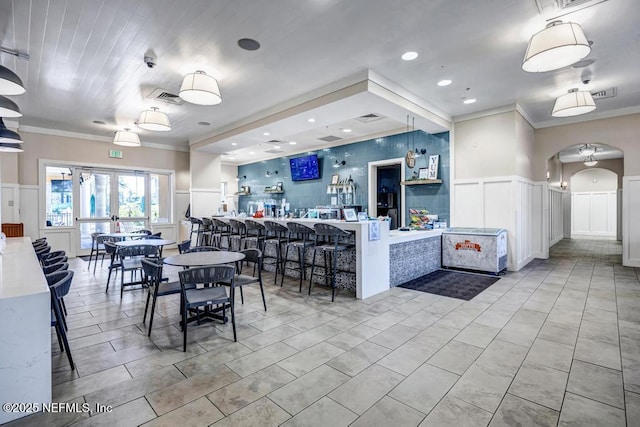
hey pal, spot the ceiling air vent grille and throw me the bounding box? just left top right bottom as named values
left=146, top=88, right=185, bottom=105
left=268, top=140, right=283, bottom=143
left=556, top=0, right=608, bottom=9
left=318, top=135, right=342, bottom=142
left=264, top=149, right=284, bottom=154
left=591, top=87, right=617, bottom=100
left=355, top=113, right=385, bottom=123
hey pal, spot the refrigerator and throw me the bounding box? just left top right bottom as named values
left=442, top=227, right=508, bottom=274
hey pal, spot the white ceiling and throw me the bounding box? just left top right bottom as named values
left=1, top=0, right=639, bottom=164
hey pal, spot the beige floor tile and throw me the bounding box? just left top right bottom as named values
left=326, top=341, right=391, bottom=377
left=207, top=365, right=295, bottom=415
left=368, top=323, right=420, bottom=349
left=268, top=365, right=350, bottom=415
left=210, top=397, right=291, bottom=427
left=397, top=309, right=443, bottom=330
left=351, top=396, right=425, bottom=427
left=52, top=365, right=132, bottom=402
left=145, top=364, right=240, bottom=415
left=420, top=396, right=492, bottom=427
left=325, top=323, right=381, bottom=350
left=537, top=321, right=579, bottom=346
left=362, top=310, right=409, bottom=331
left=174, top=342, right=252, bottom=377
left=558, top=393, right=626, bottom=426
left=567, top=360, right=624, bottom=409
left=491, top=394, right=559, bottom=426
left=72, top=397, right=156, bottom=427
left=508, top=363, right=568, bottom=411
left=282, top=324, right=341, bottom=350
left=525, top=338, right=574, bottom=372
left=377, top=340, right=436, bottom=376
left=328, top=364, right=405, bottom=415
left=389, top=363, right=459, bottom=414
left=453, top=323, right=500, bottom=349
left=277, top=341, right=344, bottom=377
left=226, top=341, right=297, bottom=377
left=448, top=363, right=516, bottom=413
left=239, top=324, right=302, bottom=351
left=626, top=391, right=640, bottom=427
left=574, top=336, right=622, bottom=370
left=428, top=340, right=483, bottom=375
left=141, top=397, right=223, bottom=427
left=281, top=397, right=357, bottom=427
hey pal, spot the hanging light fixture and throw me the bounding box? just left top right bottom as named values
left=113, top=128, right=141, bottom=147
left=0, top=118, right=23, bottom=143
left=0, top=95, right=22, bottom=117
left=552, top=88, right=596, bottom=117
left=522, top=21, right=591, bottom=73
left=584, top=155, right=598, bottom=167
left=179, top=71, right=222, bottom=105
left=578, top=143, right=596, bottom=157
left=137, top=107, right=171, bottom=131
left=0, top=65, right=26, bottom=95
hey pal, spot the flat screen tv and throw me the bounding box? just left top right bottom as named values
left=51, top=179, right=72, bottom=192
left=290, top=154, right=320, bottom=181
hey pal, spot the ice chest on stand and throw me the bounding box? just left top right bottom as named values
left=442, top=227, right=507, bottom=274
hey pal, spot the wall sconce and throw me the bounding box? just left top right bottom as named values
left=561, top=181, right=568, bottom=190
left=332, top=160, right=346, bottom=168
left=235, top=175, right=246, bottom=181
left=265, top=170, right=278, bottom=177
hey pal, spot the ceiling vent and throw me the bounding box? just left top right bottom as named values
left=267, top=139, right=283, bottom=143
left=556, top=0, right=607, bottom=9
left=264, top=149, right=284, bottom=154
left=354, top=113, right=385, bottom=123
left=318, top=135, right=342, bottom=142
left=146, top=88, right=185, bottom=105
left=591, top=87, right=617, bottom=100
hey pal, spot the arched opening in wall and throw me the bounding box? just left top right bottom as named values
left=545, top=142, right=623, bottom=259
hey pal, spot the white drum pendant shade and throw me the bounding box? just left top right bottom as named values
left=113, top=129, right=141, bottom=147
left=137, top=107, right=171, bottom=131
left=552, top=88, right=596, bottom=117
left=0, top=95, right=22, bottom=117
left=0, top=118, right=23, bottom=143
left=0, top=65, right=26, bottom=95
left=179, top=71, right=222, bottom=105
left=523, top=21, right=591, bottom=72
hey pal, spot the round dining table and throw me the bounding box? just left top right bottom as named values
left=163, top=251, right=245, bottom=267
left=99, top=232, right=151, bottom=239
left=115, top=238, right=175, bottom=256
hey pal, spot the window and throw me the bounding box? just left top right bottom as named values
left=220, top=181, right=227, bottom=203
left=150, top=173, right=171, bottom=223
left=45, top=166, right=73, bottom=226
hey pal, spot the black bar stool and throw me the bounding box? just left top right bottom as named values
left=244, top=219, right=266, bottom=250
left=199, top=217, right=214, bottom=246
left=281, top=222, right=315, bottom=291
left=263, top=221, right=289, bottom=285
left=189, top=217, right=203, bottom=246
left=228, top=219, right=247, bottom=252
left=212, top=218, right=231, bottom=249
left=309, top=223, right=355, bottom=302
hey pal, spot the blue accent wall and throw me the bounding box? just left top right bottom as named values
left=237, top=130, right=450, bottom=224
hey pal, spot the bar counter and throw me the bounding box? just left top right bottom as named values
left=0, top=238, right=51, bottom=423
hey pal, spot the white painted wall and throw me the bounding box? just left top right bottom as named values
left=190, top=150, right=221, bottom=217
left=623, top=176, right=640, bottom=266
left=571, top=192, right=617, bottom=239
left=571, top=168, right=618, bottom=192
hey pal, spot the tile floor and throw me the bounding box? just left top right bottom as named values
left=6, top=239, right=639, bottom=426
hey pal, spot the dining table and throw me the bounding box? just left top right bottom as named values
left=163, top=250, right=246, bottom=325
left=115, top=238, right=175, bottom=257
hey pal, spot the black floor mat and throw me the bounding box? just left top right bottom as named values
left=398, top=269, right=500, bottom=301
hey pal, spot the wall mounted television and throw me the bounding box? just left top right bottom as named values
left=51, top=179, right=72, bottom=192
left=289, top=154, right=320, bottom=181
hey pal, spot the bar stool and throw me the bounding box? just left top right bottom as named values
left=309, top=223, right=354, bottom=302
left=228, top=219, right=247, bottom=252
left=281, top=222, right=315, bottom=291
left=189, top=217, right=203, bottom=246
left=263, top=221, right=289, bottom=285
left=244, top=220, right=266, bottom=250
left=199, top=217, right=214, bottom=246
left=212, top=218, right=231, bottom=249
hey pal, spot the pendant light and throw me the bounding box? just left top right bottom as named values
left=0, top=65, right=26, bottom=95
left=578, top=143, right=596, bottom=157
left=0, top=118, right=23, bottom=143
left=584, top=155, right=598, bottom=167
left=137, top=107, right=171, bottom=131
left=113, top=128, right=141, bottom=147
left=0, top=95, right=22, bottom=117
left=179, top=71, right=222, bottom=105
left=522, top=21, right=591, bottom=72
left=552, top=88, right=596, bottom=117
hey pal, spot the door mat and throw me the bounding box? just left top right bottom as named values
left=398, top=269, right=500, bottom=301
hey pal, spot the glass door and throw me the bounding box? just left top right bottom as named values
left=76, top=170, right=116, bottom=252
left=116, top=172, right=150, bottom=232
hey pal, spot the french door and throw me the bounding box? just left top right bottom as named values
left=75, top=169, right=150, bottom=254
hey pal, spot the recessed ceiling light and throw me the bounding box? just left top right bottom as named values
left=437, top=79, right=452, bottom=87
left=263, top=132, right=270, bottom=136
left=289, top=141, right=297, bottom=145
left=198, top=121, right=210, bottom=126
left=237, top=38, right=261, bottom=51
left=463, top=98, right=477, bottom=104
left=274, top=145, right=281, bottom=149
left=231, top=142, right=237, bottom=146
left=342, top=128, right=352, bottom=133
left=308, top=118, right=315, bottom=123
left=92, top=120, right=106, bottom=125
left=401, top=51, right=418, bottom=61
left=249, top=151, right=255, bottom=155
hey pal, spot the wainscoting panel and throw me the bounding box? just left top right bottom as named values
left=571, top=191, right=617, bottom=238
left=623, top=176, right=640, bottom=266
left=548, top=188, right=565, bottom=246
